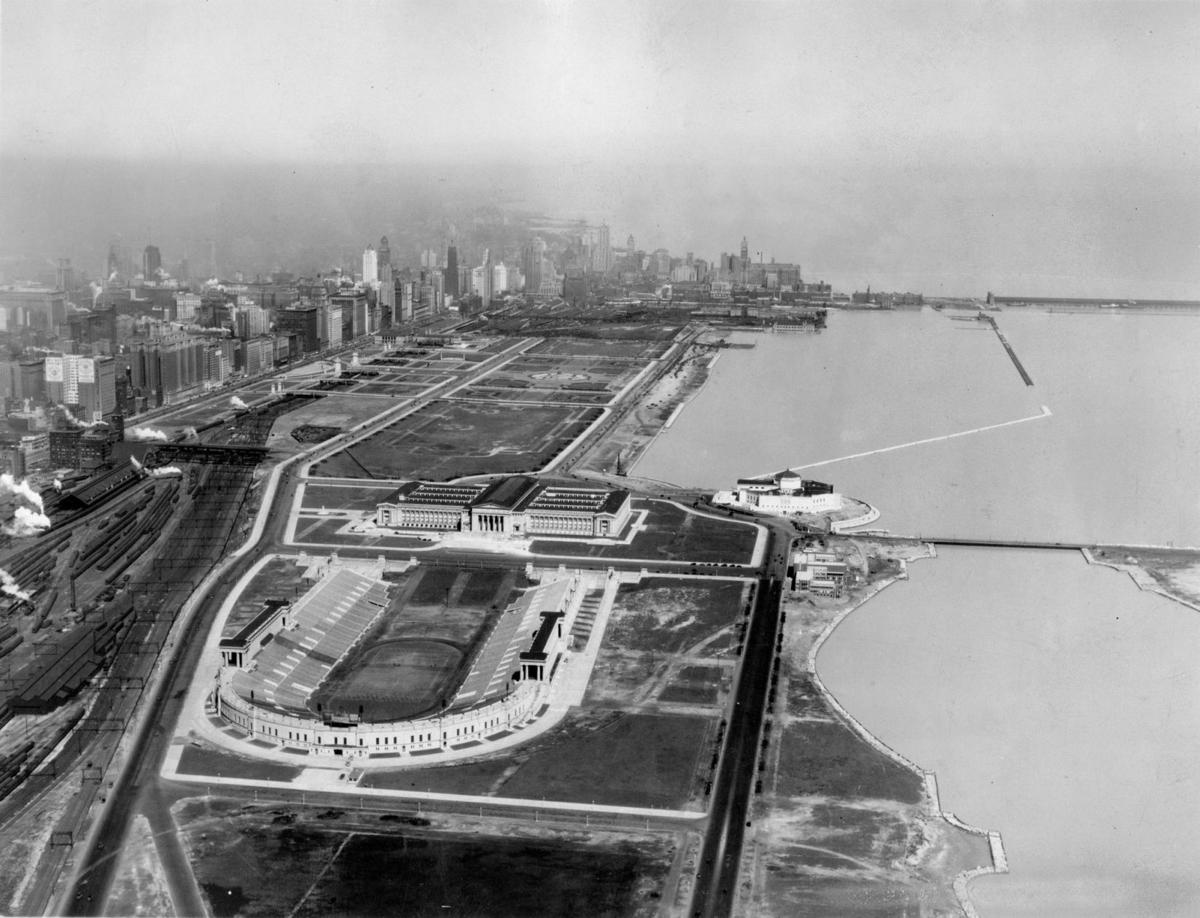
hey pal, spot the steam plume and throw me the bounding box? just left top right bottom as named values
left=0, top=568, right=32, bottom=602
left=3, top=507, right=51, bottom=538
left=128, top=426, right=169, bottom=442
left=0, top=473, right=44, bottom=512
left=230, top=396, right=249, bottom=410
left=61, top=406, right=102, bottom=429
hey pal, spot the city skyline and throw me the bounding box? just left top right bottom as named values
left=1, top=1, right=1198, bottom=298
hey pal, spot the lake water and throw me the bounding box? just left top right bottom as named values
left=818, top=548, right=1200, bottom=917
left=635, top=309, right=1200, bottom=915
left=636, top=310, right=1200, bottom=546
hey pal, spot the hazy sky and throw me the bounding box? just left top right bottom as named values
left=2, top=0, right=1199, bottom=296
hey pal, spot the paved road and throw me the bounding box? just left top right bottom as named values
left=690, top=523, right=790, bottom=918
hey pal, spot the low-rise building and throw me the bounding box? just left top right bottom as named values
left=715, top=471, right=842, bottom=515
left=791, top=550, right=848, bottom=596
left=376, top=475, right=632, bottom=539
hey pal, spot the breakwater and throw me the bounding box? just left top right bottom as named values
left=980, top=314, right=1034, bottom=386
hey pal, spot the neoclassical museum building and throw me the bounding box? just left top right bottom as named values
left=375, top=475, right=633, bottom=539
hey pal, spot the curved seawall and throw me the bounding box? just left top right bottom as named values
left=808, top=570, right=1008, bottom=917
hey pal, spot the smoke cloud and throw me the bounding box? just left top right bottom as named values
left=129, top=456, right=144, bottom=472
left=3, top=507, right=51, bottom=538
left=149, top=466, right=183, bottom=478
left=60, top=406, right=102, bottom=429
left=0, top=473, right=44, bottom=512
left=230, top=396, right=249, bottom=410
left=0, top=568, right=32, bottom=602
left=128, top=426, right=169, bottom=442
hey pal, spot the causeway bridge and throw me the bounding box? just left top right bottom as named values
left=862, top=534, right=1198, bottom=553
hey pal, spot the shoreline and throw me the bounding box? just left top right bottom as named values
left=804, top=552, right=1009, bottom=918
left=1080, top=546, right=1200, bottom=615
left=625, top=344, right=721, bottom=481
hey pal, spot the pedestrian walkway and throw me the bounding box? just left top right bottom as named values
left=569, top=589, right=605, bottom=645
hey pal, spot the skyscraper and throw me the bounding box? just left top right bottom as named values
left=479, top=248, right=494, bottom=306
left=362, top=245, right=378, bottom=284
left=521, top=237, right=545, bottom=295
left=378, top=235, right=391, bottom=272
left=143, top=245, right=162, bottom=279
left=445, top=243, right=459, bottom=297
left=591, top=223, right=612, bottom=274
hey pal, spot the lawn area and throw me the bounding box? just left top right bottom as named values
left=527, top=338, right=673, bottom=359
left=774, top=719, right=923, bottom=803
left=532, top=500, right=760, bottom=564
left=288, top=516, right=432, bottom=549
left=458, top=386, right=614, bottom=405
left=363, top=710, right=716, bottom=809
left=300, top=482, right=399, bottom=511
left=176, top=745, right=303, bottom=783
left=604, top=577, right=747, bottom=654
left=180, top=803, right=672, bottom=918
left=658, top=663, right=729, bottom=706
left=310, top=399, right=602, bottom=481
left=293, top=832, right=663, bottom=918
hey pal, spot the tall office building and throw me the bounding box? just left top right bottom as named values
left=56, top=258, right=75, bottom=294
left=378, top=236, right=391, bottom=272
left=143, top=245, right=162, bottom=279
left=445, top=243, right=459, bottom=297
left=44, top=354, right=116, bottom=420
left=479, top=249, right=494, bottom=306
left=522, top=236, right=546, bottom=295
left=362, top=245, right=378, bottom=285
left=319, top=302, right=343, bottom=349
left=235, top=303, right=270, bottom=338
left=275, top=304, right=321, bottom=355
left=379, top=261, right=395, bottom=325
left=590, top=223, right=612, bottom=274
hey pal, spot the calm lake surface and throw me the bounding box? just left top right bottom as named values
left=637, top=309, right=1200, bottom=546
left=636, top=309, right=1200, bottom=916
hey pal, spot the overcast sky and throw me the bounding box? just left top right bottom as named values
left=2, top=0, right=1198, bottom=296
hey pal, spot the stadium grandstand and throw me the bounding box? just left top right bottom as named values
left=229, top=569, right=389, bottom=716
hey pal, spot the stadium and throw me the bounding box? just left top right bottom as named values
left=213, top=555, right=603, bottom=760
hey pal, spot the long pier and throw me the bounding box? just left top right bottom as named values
left=979, top=314, right=1034, bottom=386
left=860, top=534, right=1200, bottom=553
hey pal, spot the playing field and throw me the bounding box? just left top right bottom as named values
left=310, top=399, right=602, bottom=480
left=309, top=566, right=521, bottom=721
left=314, top=639, right=462, bottom=721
